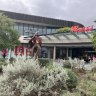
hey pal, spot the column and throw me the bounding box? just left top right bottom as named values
left=53, top=46, right=56, bottom=60
left=66, top=48, right=69, bottom=59
left=70, top=49, right=72, bottom=58
left=48, top=48, right=50, bottom=58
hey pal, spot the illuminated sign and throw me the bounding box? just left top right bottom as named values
left=71, top=26, right=93, bottom=32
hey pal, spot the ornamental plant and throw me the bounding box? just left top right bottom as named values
left=0, top=59, right=68, bottom=96
left=92, top=32, right=96, bottom=50
left=77, top=79, right=96, bottom=96
left=66, top=71, right=78, bottom=91
left=57, top=27, right=71, bottom=33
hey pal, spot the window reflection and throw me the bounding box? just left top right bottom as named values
left=24, top=24, right=28, bottom=36
left=18, top=23, right=23, bottom=35
left=47, top=28, right=51, bottom=34
left=52, top=29, right=56, bottom=33
left=38, top=26, right=43, bottom=35
left=42, top=27, right=47, bottom=35
left=13, top=23, right=58, bottom=36
left=34, top=25, right=38, bottom=32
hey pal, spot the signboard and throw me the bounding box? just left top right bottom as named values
left=14, top=46, right=24, bottom=56
left=26, top=48, right=30, bottom=56
left=14, top=46, right=30, bottom=56
left=71, top=26, right=93, bottom=32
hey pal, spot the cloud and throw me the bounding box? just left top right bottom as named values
left=0, top=0, right=96, bottom=26
left=0, top=0, right=29, bottom=13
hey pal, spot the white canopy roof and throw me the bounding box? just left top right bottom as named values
left=19, top=31, right=93, bottom=44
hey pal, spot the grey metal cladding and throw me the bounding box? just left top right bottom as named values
left=0, top=10, right=84, bottom=27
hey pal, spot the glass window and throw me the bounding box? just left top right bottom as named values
left=34, top=25, right=38, bottom=32
left=29, top=24, right=34, bottom=31
left=47, top=28, right=52, bottom=34
left=24, top=24, right=28, bottom=36
left=55, top=29, right=58, bottom=32
left=18, top=23, right=23, bottom=35
left=38, top=26, right=43, bottom=35
left=41, top=47, right=48, bottom=58
left=42, top=27, right=47, bottom=35
left=28, top=24, right=34, bottom=35
left=52, top=29, right=56, bottom=33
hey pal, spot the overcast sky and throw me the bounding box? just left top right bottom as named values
left=0, top=0, right=96, bottom=26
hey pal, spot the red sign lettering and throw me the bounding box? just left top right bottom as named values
left=14, top=46, right=31, bottom=56
left=71, top=26, right=93, bottom=33
left=14, top=46, right=24, bottom=56
left=26, top=48, right=30, bottom=56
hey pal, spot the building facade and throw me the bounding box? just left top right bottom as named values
left=0, top=10, right=83, bottom=36
left=1, top=10, right=94, bottom=59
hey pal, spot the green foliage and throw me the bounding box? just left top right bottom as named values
left=0, top=12, right=20, bottom=50
left=77, top=79, right=96, bottom=96
left=0, top=59, right=68, bottom=96
left=0, top=59, right=7, bottom=72
left=9, top=57, right=16, bottom=64
left=57, top=27, right=71, bottom=33
left=66, top=71, right=78, bottom=90
left=0, top=59, right=7, bottom=66
left=63, top=60, right=72, bottom=68
left=38, top=58, right=52, bottom=67
left=92, top=32, right=96, bottom=50
left=62, top=91, right=81, bottom=96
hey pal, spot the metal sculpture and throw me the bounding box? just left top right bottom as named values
left=28, top=32, right=42, bottom=60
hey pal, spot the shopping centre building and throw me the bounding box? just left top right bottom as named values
left=0, top=10, right=95, bottom=59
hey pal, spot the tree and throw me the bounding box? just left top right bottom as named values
left=0, top=12, right=20, bottom=50
left=92, top=32, right=96, bottom=50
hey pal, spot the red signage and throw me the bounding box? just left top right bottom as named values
left=71, top=26, right=93, bottom=32
left=14, top=46, right=24, bottom=56
left=26, top=48, right=30, bottom=56
left=14, top=46, right=30, bottom=56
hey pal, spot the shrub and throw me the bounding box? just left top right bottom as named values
left=0, top=59, right=7, bottom=72
left=63, top=60, right=72, bottom=68
left=9, top=57, right=16, bottom=64
left=57, top=27, right=71, bottom=33
left=66, top=71, right=78, bottom=91
left=38, top=58, right=52, bottom=67
left=62, top=91, right=81, bottom=96
left=77, top=79, right=96, bottom=96
left=0, top=59, right=68, bottom=96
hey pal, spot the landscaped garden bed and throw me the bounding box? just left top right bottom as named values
left=0, top=58, right=96, bottom=96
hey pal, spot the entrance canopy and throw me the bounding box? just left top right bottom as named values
left=19, top=31, right=94, bottom=47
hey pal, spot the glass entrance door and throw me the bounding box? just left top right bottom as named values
left=56, top=47, right=67, bottom=59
